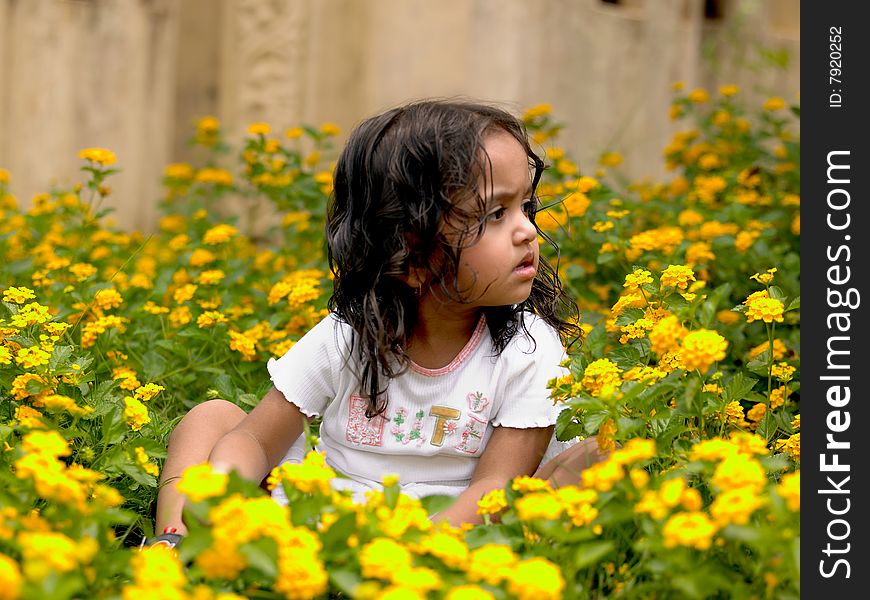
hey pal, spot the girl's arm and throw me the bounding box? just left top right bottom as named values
left=208, top=386, right=307, bottom=482
left=434, top=425, right=553, bottom=526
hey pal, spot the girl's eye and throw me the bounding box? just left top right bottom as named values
left=487, top=207, right=507, bottom=221
left=522, top=199, right=537, bottom=215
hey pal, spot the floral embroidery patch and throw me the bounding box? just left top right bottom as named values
left=391, top=406, right=427, bottom=446
left=454, top=414, right=487, bottom=454
left=345, top=394, right=385, bottom=446
left=466, top=391, right=490, bottom=413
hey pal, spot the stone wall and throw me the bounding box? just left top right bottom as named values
left=0, top=0, right=800, bottom=232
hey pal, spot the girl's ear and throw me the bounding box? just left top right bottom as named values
left=396, top=266, right=426, bottom=293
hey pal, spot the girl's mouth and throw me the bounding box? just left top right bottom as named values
left=513, top=253, right=537, bottom=279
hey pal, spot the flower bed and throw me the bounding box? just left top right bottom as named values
left=0, top=86, right=799, bottom=599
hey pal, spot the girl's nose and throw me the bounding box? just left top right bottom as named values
left=514, top=211, right=537, bottom=244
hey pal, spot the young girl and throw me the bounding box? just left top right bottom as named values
left=148, top=99, right=601, bottom=547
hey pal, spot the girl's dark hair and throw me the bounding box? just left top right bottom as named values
left=327, top=98, right=581, bottom=417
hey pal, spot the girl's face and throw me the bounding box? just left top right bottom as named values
left=453, top=129, right=539, bottom=306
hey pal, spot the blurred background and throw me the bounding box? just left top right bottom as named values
left=0, top=0, right=799, bottom=232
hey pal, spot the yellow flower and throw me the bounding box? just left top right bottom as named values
left=195, top=168, right=234, bottom=186
left=662, top=512, right=716, bottom=550
left=3, top=286, right=37, bottom=304
left=679, top=329, right=727, bottom=372
left=750, top=267, right=778, bottom=285
left=79, top=147, right=117, bottom=165
left=734, top=230, right=760, bottom=252
left=267, top=450, right=336, bottom=495
left=123, top=396, right=150, bottom=431
left=777, top=433, right=800, bottom=462
left=777, top=471, right=800, bottom=511
left=687, top=88, right=710, bottom=103
left=134, top=383, right=165, bottom=402
left=268, top=270, right=323, bottom=307
left=446, top=586, right=495, bottom=600
left=94, top=287, right=123, bottom=310
left=127, top=544, right=186, bottom=592
left=247, top=122, right=271, bottom=136
left=763, top=96, right=787, bottom=111
left=415, top=532, right=469, bottom=569
left=228, top=330, right=258, bottom=361
left=710, top=487, right=765, bottom=527
left=712, top=454, right=766, bottom=493
left=596, top=418, right=617, bottom=455
left=203, top=224, right=238, bottom=245
left=195, top=269, right=226, bottom=285
left=506, top=557, right=565, bottom=600
left=476, top=488, right=507, bottom=516
left=320, top=122, right=341, bottom=136
left=647, top=315, right=687, bottom=357
left=113, top=367, right=142, bottom=391
left=770, top=362, right=796, bottom=381
left=599, top=151, right=623, bottom=167
left=359, top=538, right=412, bottom=580
left=197, top=310, right=228, bottom=328
left=0, top=168, right=9, bottom=185
left=660, top=264, right=695, bottom=290
left=15, top=346, right=51, bottom=369
left=719, top=84, right=739, bottom=97
left=623, top=268, right=653, bottom=290
left=0, top=553, right=22, bottom=600
left=197, top=115, right=220, bottom=133
left=164, top=163, right=194, bottom=180
left=466, top=544, right=517, bottom=585
left=581, top=358, right=621, bottom=397
left=134, top=447, right=160, bottom=477
left=744, top=295, right=785, bottom=323
left=274, top=547, right=329, bottom=599
left=515, top=492, right=563, bottom=521
left=21, top=430, right=70, bottom=458
left=285, top=127, right=304, bottom=139
left=177, top=463, right=229, bottom=502
left=195, top=543, right=247, bottom=580
left=522, top=103, right=552, bottom=122
left=18, top=531, right=83, bottom=580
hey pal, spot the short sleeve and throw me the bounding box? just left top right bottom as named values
left=266, top=314, right=347, bottom=417
left=490, top=316, right=568, bottom=428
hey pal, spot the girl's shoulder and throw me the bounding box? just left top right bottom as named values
left=505, top=311, right=563, bottom=354
left=276, top=311, right=354, bottom=359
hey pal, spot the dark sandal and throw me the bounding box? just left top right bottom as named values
left=140, top=527, right=184, bottom=550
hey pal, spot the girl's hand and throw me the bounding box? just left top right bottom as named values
left=434, top=425, right=553, bottom=526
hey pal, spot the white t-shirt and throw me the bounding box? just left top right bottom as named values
left=267, top=312, right=568, bottom=501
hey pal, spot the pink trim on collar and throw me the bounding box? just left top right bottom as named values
left=409, top=315, right=487, bottom=377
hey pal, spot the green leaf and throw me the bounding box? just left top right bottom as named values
left=583, top=410, right=611, bottom=435
left=464, top=524, right=517, bottom=549
left=615, top=308, right=644, bottom=327
left=119, top=462, right=158, bottom=488
left=49, top=345, right=73, bottom=371
left=574, top=540, right=616, bottom=569
left=768, top=286, right=785, bottom=301
left=319, top=512, right=357, bottom=550
left=330, top=569, right=363, bottom=596
left=237, top=393, right=260, bottom=408
left=239, top=539, right=279, bottom=578
left=698, top=300, right=716, bottom=328
left=214, top=372, right=235, bottom=401
left=724, top=372, right=757, bottom=402
left=785, top=296, right=800, bottom=311
left=420, top=494, right=457, bottom=516
left=555, top=407, right=585, bottom=442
